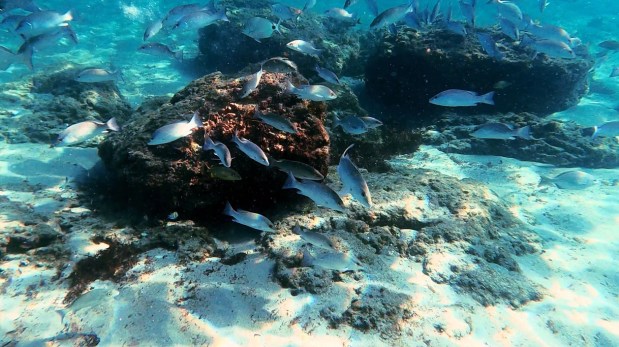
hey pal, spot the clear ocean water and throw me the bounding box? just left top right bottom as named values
left=1, top=0, right=619, bottom=346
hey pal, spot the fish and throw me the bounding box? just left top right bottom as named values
left=303, top=0, right=317, bottom=11
left=0, top=0, right=41, bottom=13
left=254, top=108, right=298, bottom=134
left=315, top=65, right=341, bottom=85
left=168, top=211, right=179, bottom=220
left=271, top=3, right=302, bottom=21
left=445, top=21, right=467, bottom=36
left=477, top=33, right=504, bottom=60
left=524, top=22, right=572, bottom=46
left=360, top=116, right=383, bottom=129
left=471, top=123, right=532, bottom=140
left=74, top=68, right=122, bottom=83
left=539, top=171, right=596, bottom=190
left=325, top=8, right=359, bottom=23
left=161, top=3, right=215, bottom=29
left=172, top=9, right=228, bottom=31
left=459, top=0, right=476, bottom=27
left=286, top=40, right=322, bottom=57
left=598, top=40, right=619, bottom=51
left=370, top=3, right=413, bottom=29
left=292, top=223, right=335, bottom=250
left=16, top=26, right=77, bottom=70
left=333, top=114, right=368, bottom=135
left=366, top=0, right=379, bottom=17
left=403, top=12, right=422, bottom=31
left=591, top=121, right=619, bottom=139
left=493, top=80, right=512, bottom=89
left=430, top=89, right=495, bottom=107
left=54, top=118, right=120, bottom=147
left=209, top=166, right=242, bottom=181
left=203, top=135, right=232, bottom=167
left=286, top=81, right=337, bottom=101
left=138, top=43, right=183, bottom=62
left=0, top=46, right=17, bottom=71
left=143, top=20, right=162, bottom=41
left=338, top=144, right=372, bottom=208
left=223, top=201, right=275, bottom=232
left=521, top=36, right=575, bottom=59
left=282, top=172, right=346, bottom=212
left=15, top=10, right=73, bottom=38
left=232, top=131, right=269, bottom=166
left=610, top=67, right=619, bottom=78
left=242, top=17, right=280, bottom=43
left=260, top=56, right=298, bottom=73
left=500, top=17, right=519, bottom=40
left=0, top=14, right=25, bottom=31
left=268, top=156, right=324, bottom=180
left=240, top=68, right=263, bottom=98
left=539, top=0, right=548, bottom=13
left=301, top=248, right=361, bottom=271
left=429, top=0, right=441, bottom=23
left=148, top=112, right=202, bottom=146
left=344, top=0, right=359, bottom=9
left=488, top=0, right=522, bottom=25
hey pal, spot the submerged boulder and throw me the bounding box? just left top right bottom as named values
left=98, top=71, right=330, bottom=219
left=364, top=28, right=593, bottom=125
left=0, top=65, right=132, bottom=144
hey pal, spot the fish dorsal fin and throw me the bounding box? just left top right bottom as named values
left=342, top=143, right=355, bottom=158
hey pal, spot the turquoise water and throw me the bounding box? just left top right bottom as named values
left=1, top=1, right=619, bottom=346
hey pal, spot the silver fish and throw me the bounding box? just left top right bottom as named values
left=524, top=23, right=572, bottom=46
left=268, top=156, right=324, bottom=180
left=366, top=0, right=379, bottom=16
left=143, top=19, right=162, bottom=41
left=232, top=131, right=269, bottom=166
left=303, top=0, right=317, bottom=11
left=271, top=3, right=302, bottom=21
left=148, top=112, right=202, bottom=146
left=15, top=10, right=72, bottom=38
left=1, top=14, right=25, bottom=31
left=471, top=123, right=531, bottom=140
left=286, top=40, right=322, bottom=57
left=167, top=211, right=179, bottom=220
left=446, top=21, right=467, bottom=36
left=286, top=81, right=337, bottom=101
left=521, top=36, right=575, bottom=59
left=240, top=68, right=263, bottom=98
left=138, top=42, right=183, bottom=62
left=17, top=26, right=77, bottom=70
left=161, top=2, right=215, bottom=29
left=0, top=46, right=17, bottom=71
left=370, top=3, right=413, bottom=29
left=301, top=248, right=361, bottom=271
left=344, top=0, right=359, bottom=9
left=500, top=17, right=519, bottom=41
left=315, top=65, right=341, bottom=85
left=338, top=144, right=372, bottom=208
left=54, top=118, right=120, bottom=147
left=334, top=114, right=368, bottom=135
left=223, top=202, right=275, bottom=232
left=325, top=8, right=358, bottom=22
left=539, top=0, right=548, bottom=13
left=260, top=56, right=298, bottom=73
left=254, top=108, right=297, bottom=134
left=292, top=224, right=335, bottom=250
left=459, top=0, right=476, bottom=27
left=242, top=17, right=280, bottom=43
left=430, top=89, right=495, bottom=107
left=173, top=9, right=228, bottom=31
left=282, top=172, right=346, bottom=212
left=477, top=33, right=504, bottom=60
left=360, top=116, right=383, bottom=129
left=75, top=68, right=122, bottom=83
left=489, top=0, right=522, bottom=24
left=0, top=0, right=41, bottom=13
left=592, top=121, right=619, bottom=139
left=203, top=135, right=232, bottom=167
left=540, top=171, right=596, bottom=190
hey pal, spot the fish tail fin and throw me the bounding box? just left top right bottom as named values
left=274, top=19, right=282, bottom=35
left=20, top=45, right=34, bottom=71
left=189, top=111, right=203, bottom=129
left=114, top=69, right=125, bottom=83
left=342, top=144, right=355, bottom=158
left=219, top=9, right=229, bottom=22
left=63, top=10, right=74, bottom=22
left=481, top=91, right=495, bottom=105
left=591, top=126, right=599, bottom=139
left=285, top=80, right=296, bottom=94
left=282, top=171, right=298, bottom=190
left=333, top=113, right=341, bottom=127
left=538, top=175, right=554, bottom=187
left=516, top=125, right=531, bottom=140
left=106, top=117, right=121, bottom=132
left=223, top=201, right=234, bottom=217
left=174, top=50, right=184, bottom=62
left=300, top=248, right=313, bottom=267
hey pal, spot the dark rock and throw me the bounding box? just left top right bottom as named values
left=273, top=260, right=332, bottom=294
left=0, top=65, right=132, bottom=144
left=364, top=28, right=594, bottom=126
left=6, top=224, right=62, bottom=254
left=426, top=112, right=619, bottom=168
left=98, top=71, right=330, bottom=219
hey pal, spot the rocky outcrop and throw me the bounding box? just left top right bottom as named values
left=365, top=28, right=594, bottom=125
left=98, top=71, right=330, bottom=219
left=425, top=112, right=619, bottom=168
left=0, top=65, right=132, bottom=144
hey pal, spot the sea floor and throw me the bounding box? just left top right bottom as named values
left=1, top=140, right=618, bottom=346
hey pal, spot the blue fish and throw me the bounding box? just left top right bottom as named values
left=429, top=89, right=495, bottom=107
left=282, top=172, right=346, bottom=212
left=232, top=131, right=269, bottom=166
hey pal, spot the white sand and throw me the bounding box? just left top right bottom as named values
left=1, top=141, right=618, bottom=346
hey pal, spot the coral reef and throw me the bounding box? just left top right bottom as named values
left=364, top=28, right=594, bottom=125
left=426, top=112, right=619, bottom=168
